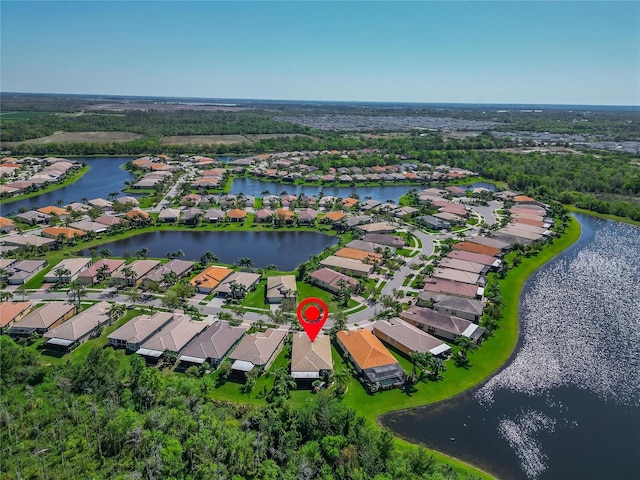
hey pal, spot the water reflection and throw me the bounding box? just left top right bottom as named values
left=382, top=214, right=640, bottom=479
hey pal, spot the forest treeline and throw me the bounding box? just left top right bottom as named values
left=0, top=337, right=474, bottom=480
left=1, top=110, right=311, bottom=142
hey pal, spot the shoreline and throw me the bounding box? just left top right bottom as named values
left=0, top=164, right=90, bottom=205
left=376, top=215, right=583, bottom=479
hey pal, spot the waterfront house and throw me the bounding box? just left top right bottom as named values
left=297, top=207, right=318, bottom=225
left=432, top=267, right=480, bottom=286
left=38, top=205, right=70, bottom=220
left=42, top=226, right=87, bottom=241
left=253, top=208, right=274, bottom=223
left=189, top=265, right=233, bottom=293
left=178, top=321, right=248, bottom=368
left=143, top=259, right=195, bottom=285
left=158, top=208, right=181, bottom=223
left=68, top=220, right=108, bottom=234
left=111, top=260, right=160, bottom=287
left=438, top=258, right=490, bottom=275
left=290, top=333, right=333, bottom=383
left=266, top=275, right=298, bottom=303
left=453, top=241, right=501, bottom=257
left=44, top=301, right=111, bottom=351
left=204, top=208, right=226, bottom=223
left=94, top=214, right=122, bottom=227
left=77, top=259, right=125, bottom=285
left=108, top=311, right=174, bottom=352
left=229, top=328, right=287, bottom=373
left=372, top=318, right=451, bottom=357
left=7, top=302, right=76, bottom=337
left=422, top=278, right=481, bottom=299
left=88, top=198, right=113, bottom=211
left=226, top=208, right=247, bottom=222
left=401, top=306, right=485, bottom=344
left=215, top=271, right=261, bottom=297
left=336, top=329, right=405, bottom=391
left=417, top=294, right=484, bottom=323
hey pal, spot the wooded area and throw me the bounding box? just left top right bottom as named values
left=0, top=336, right=472, bottom=480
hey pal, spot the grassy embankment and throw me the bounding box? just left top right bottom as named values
left=564, top=204, right=640, bottom=227
left=0, top=165, right=90, bottom=205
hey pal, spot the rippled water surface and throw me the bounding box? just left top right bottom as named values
left=382, top=214, right=640, bottom=479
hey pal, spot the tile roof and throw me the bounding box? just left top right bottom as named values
left=189, top=266, right=233, bottom=290
left=291, top=333, right=333, bottom=376
left=0, top=302, right=33, bottom=327
left=336, top=329, right=398, bottom=370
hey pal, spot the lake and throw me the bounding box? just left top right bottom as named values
left=4, top=156, right=135, bottom=213
left=381, top=214, right=640, bottom=479
left=82, top=230, right=338, bottom=270
left=229, top=177, right=418, bottom=204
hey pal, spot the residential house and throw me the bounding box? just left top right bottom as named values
left=308, top=267, right=358, bottom=294
left=422, top=278, right=481, bottom=299
left=466, top=236, right=511, bottom=251
left=335, top=247, right=382, bottom=265
left=416, top=215, right=450, bottom=231
left=77, top=259, right=125, bottom=285
left=15, top=210, right=51, bottom=225
left=401, top=306, right=485, bottom=344
left=446, top=249, right=501, bottom=268
left=358, top=222, right=395, bottom=234
left=68, top=221, right=108, bottom=234
left=158, top=208, right=181, bottom=223
left=108, top=311, right=174, bottom=351
left=136, top=314, right=208, bottom=362
left=189, top=265, right=233, bottom=293
left=88, top=198, right=113, bottom=211
left=336, top=329, right=405, bottom=390
left=7, top=302, right=76, bottom=337
left=372, top=318, right=451, bottom=357
left=319, top=256, right=373, bottom=277
left=143, top=259, right=195, bottom=285
left=44, top=301, right=111, bottom=351
left=229, top=328, right=287, bottom=372
left=297, top=208, right=318, bottom=225
left=0, top=302, right=33, bottom=333
left=266, top=275, right=297, bottom=303
left=226, top=209, right=247, bottom=222
left=438, top=258, right=489, bottom=275
left=179, top=321, right=248, bottom=368
left=0, top=216, right=16, bottom=233
left=453, top=241, right=502, bottom=257
left=44, top=258, right=92, bottom=283
left=41, top=226, right=86, bottom=241
left=253, top=208, right=274, bottom=223
left=38, top=205, right=70, bottom=220
left=111, top=260, right=161, bottom=287
left=417, top=293, right=485, bottom=322
left=290, top=333, right=333, bottom=383
left=2, top=259, right=47, bottom=285
left=94, top=215, right=122, bottom=227
left=362, top=234, right=405, bottom=248
left=215, top=271, right=261, bottom=297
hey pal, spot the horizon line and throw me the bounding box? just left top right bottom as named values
left=2, top=91, right=639, bottom=109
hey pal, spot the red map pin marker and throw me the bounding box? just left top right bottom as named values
left=297, top=297, right=329, bottom=342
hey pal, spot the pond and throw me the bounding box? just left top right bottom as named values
left=82, top=230, right=338, bottom=271
left=228, top=177, right=418, bottom=204
left=5, top=156, right=135, bottom=213
left=381, top=214, right=640, bottom=480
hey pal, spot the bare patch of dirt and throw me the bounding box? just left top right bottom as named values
left=8, top=131, right=144, bottom=145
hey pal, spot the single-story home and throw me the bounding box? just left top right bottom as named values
left=401, top=306, right=485, bottom=344
left=372, top=318, right=451, bottom=357
left=362, top=234, right=405, bottom=248
left=423, top=278, right=481, bottom=299
left=215, top=271, right=261, bottom=297
left=44, top=301, right=111, bottom=351
left=41, top=226, right=86, bottom=241
left=158, top=208, right=181, bottom=223
left=77, top=259, right=125, bottom=285
left=0, top=301, right=33, bottom=333
left=290, top=333, right=333, bottom=382
left=319, top=256, right=372, bottom=277
left=44, top=258, right=93, bottom=283
left=432, top=267, right=480, bottom=286
left=7, top=302, right=76, bottom=337
left=68, top=221, right=108, bottom=234
left=416, top=215, right=450, bottom=231
left=108, top=311, right=174, bottom=352
left=2, top=259, right=47, bottom=285
left=336, top=329, right=405, bottom=390
left=135, top=314, right=208, bottom=362
left=179, top=321, right=248, bottom=368
left=308, top=267, right=358, bottom=294
left=266, top=275, right=298, bottom=303
left=357, top=222, right=395, bottom=234
left=111, top=260, right=161, bottom=287
left=229, top=328, right=287, bottom=372
left=335, top=247, right=382, bottom=265
left=189, top=265, right=233, bottom=293
left=143, top=259, right=195, bottom=284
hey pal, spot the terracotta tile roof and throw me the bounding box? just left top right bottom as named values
left=0, top=217, right=15, bottom=228
left=0, top=302, right=33, bottom=328
left=453, top=241, right=501, bottom=257
left=226, top=208, right=247, bottom=219
left=335, top=247, right=382, bottom=263
left=337, top=329, right=398, bottom=370
left=38, top=206, right=68, bottom=216
left=125, top=208, right=150, bottom=219
left=42, top=226, right=86, bottom=239
left=189, top=266, right=233, bottom=290
left=323, top=211, right=347, bottom=222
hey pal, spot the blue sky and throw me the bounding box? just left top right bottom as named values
left=1, top=1, right=638, bottom=105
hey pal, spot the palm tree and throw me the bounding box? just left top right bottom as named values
left=121, top=266, right=137, bottom=287
left=99, top=248, right=111, bottom=258
left=107, top=303, right=127, bottom=323
left=96, top=264, right=111, bottom=283
left=332, top=367, right=350, bottom=395
left=67, top=280, right=86, bottom=307
left=54, top=267, right=71, bottom=285
left=269, top=367, right=296, bottom=398
left=199, top=251, right=218, bottom=266
left=236, top=257, right=254, bottom=269
left=0, top=290, right=14, bottom=302
left=229, top=281, right=247, bottom=299
left=135, top=247, right=150, bottom=260
left=163, top=271, right=179, bottom=286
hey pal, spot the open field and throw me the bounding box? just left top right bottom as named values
left=5, top=131, right=144, bottom=145
left=161, top=133, right=319, bottom=145
left=0, top=111, right=57, bottom=120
